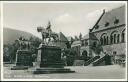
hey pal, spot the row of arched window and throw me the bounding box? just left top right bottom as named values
left=100, top=29, right=125, bottom=45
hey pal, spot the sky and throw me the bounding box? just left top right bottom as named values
left=3, top=2, right=125, bottom=38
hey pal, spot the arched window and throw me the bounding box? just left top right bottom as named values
left=100, top=33, right=108, bottom=45
left=104, top=36, right=106, bottom=45
left=110, top=35, right=113, bottom=44
left=106, top=36, right=109, bottom=44
left=110, top=31, right=119, bottom=44
left=117, top=34, right=120, bottom=43
left=121, top=29, right=125, bottom=43
left=114, top=34, right=116, bottom=44
left=100, top=38, right=103, bottom=45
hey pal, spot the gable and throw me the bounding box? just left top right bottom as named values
left=91, top=5, right=125, bottom=33
left=59, top=32, right=68, bottom=42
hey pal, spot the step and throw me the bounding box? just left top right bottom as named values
left=11, top=66, right=29, bottom=70
left=92, top=56, right=105, bottom=66
left=84, top=56, right=100, bottom=66
left=33, top=68, right=75, bottom=74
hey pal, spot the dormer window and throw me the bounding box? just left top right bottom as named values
left=114, top=18, right=119, bottom=24
left=95, top=25, right=99, bottom=29
left=105, top=22, right=109, bottom=27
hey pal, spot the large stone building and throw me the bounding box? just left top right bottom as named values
left=89, top=5, right=126, bottom=64
left=71, top=40, right=81, bottom=57
left=80, top=33, right=98, bottom=57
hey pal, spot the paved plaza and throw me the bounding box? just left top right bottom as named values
left=4, top=64, right=125, bottom=79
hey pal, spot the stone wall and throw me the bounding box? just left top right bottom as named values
left=91, top=25, right=126, bottom=56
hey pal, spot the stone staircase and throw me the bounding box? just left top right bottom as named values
left=84, top=51, right=111, bottom=66
left=84, top=56, right=100, bottom=66
left=92, top=55, right=106, bottom=66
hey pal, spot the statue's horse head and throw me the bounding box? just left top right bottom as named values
left=37, top=26, right=46, bottom=33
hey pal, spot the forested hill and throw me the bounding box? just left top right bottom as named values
left=3, top=27, right=40, bottom=44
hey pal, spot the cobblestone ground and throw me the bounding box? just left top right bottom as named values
left=3, top=64, right=126, bottom=79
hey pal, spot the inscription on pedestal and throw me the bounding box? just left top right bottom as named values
left=37, top=45, right=63, bottom=68
left=16, top=50, right=33, bottom=66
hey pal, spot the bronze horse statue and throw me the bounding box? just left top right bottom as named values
left=37, top=22, right=59, bottom=45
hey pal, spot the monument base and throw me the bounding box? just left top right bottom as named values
left=33, top=45, right=75, bottom=74
left=11, top=50, right=33, bottom=70
left=33, top=68, right=75, bottom=74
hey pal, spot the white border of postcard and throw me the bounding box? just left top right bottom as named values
left=0, top=1, right=127, bottom=81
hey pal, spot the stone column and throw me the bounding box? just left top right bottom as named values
left=36, top=43, right=45, bottom=68
left=36, top=49, right=41, bottom=68
left=15, top=51, right=18, bottom=64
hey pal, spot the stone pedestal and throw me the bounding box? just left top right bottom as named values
left=11, top=50, right=33, bottom=70
left=33, top=44, right=75, bottom=74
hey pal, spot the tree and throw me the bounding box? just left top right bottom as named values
left=62, top=49, right=76, bottom=66
left=3, top=36, right=41, bottom=63
left=74, top=36, right=79, bottom=41
left=3, top=44, right=10, bottom=62
left=29, top=37, right=41, bottom=54
left=3, top=43, right=18, bottom=63
left=65, top=42, right=71, bottom=49
left=79, top=33, right=82, bottom=40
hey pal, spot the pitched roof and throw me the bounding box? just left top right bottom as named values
left=67, top=36, right=74, bottom=42
left=82, top=34, right=89, bottom=40
left=89, top=33, right=98, bottom=40
left=58, top=32, right=68, bottom=42
left=82, top=33, right=97, bottom=40
left=91, top=5, right=125, bottom=32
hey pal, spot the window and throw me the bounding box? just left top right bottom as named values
left=114, top=34, right=116, bottom=44
left=113, top=51, right=117, bottom=55
left=110, top=31, right=119, bottom=44
left=122, top=30, right=125, bottom=43
left=117, top=34, right=120, bottom=43
left=106, top=36, right=109, bottom=44
left=100, top=38, right=103, bottom=45
left=110, top=35, right=113, bottom=44
left=114, top=18, right=119, bottom=24
left=105, top=22, right=109, bottom=27
left=100, top=33, right=108, bottom=45
left=104, top=36, right=106, bottom=45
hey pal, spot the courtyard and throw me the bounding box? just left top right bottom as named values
left=3, top=64, right=126, bottom=79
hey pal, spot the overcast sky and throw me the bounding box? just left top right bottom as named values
left=3, top=2, right=124, bottom=38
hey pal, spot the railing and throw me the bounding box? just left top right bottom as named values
left=84, top=56, right=100, bottom=66
left=92, top=55, right=106, bottom=66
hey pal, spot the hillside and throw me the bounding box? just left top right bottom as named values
left=3, top=28, right=40, bottom=44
